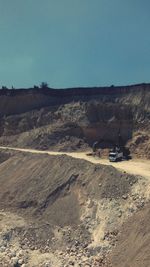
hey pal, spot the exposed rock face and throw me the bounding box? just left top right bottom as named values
left=0, top=84, right=149, bottom=116
left=0, top=84, right=149, bottom=156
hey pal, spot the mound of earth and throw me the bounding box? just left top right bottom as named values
left=0, top=150, right=143, bottom=267
left=0, top=150, right=150, bottom=266
left=0, top=152, right=137, bottom=222
left=109, top=203, right=150, bottom=267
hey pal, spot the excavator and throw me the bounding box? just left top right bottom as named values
left=92, top=132, right=131, bottom=162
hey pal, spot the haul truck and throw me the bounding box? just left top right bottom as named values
left=92, top=132, right=131, bottom=162
left=109, top=147, right=123, bottom=162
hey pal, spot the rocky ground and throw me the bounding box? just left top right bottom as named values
left=127, top=131, right=150, bottom=159
left=0, top=85, right=149, bottom=158
left=0, top=150, right=150, bottom=266
left=0, top=85, right=149, bottom=266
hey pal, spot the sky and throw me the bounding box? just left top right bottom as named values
left=0, top=0, right=150, bottom=88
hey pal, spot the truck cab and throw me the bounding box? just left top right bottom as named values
left=109, top=151, right=123, bottom=162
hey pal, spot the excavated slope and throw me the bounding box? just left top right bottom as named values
left=110, top=203, right=150, bottom=267
left=0, top=150, right=150, bottom=267
left=0, top=151, right=136, bottom=224
left=0, top=84, right=149, bottom=157
left=0, top=84, right=149, bottom=116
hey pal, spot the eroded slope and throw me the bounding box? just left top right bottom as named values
left=0, top=84, right=149, bottom=157
left=0, top=151, right=150, bottom=266
left=110, top=204, right=150, bottom=267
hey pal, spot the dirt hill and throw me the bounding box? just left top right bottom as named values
left=0, top=151, right=137, bottom=223
left=0, top=147, right=150, bottom=266
left=0, top=84, right=149, bottom=158
left=110, top=203, right=150, bottom=267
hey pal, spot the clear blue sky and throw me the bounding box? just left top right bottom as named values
left=0, top=0, right=150, bottom=88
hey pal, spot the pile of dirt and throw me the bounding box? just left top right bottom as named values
left=0, top=150, right=150, bottom=266
left=0, top=152, right=137, bottom=222
left=0, top=152, right=137, bottom=251
left=109, top=203, right=150, bottom=267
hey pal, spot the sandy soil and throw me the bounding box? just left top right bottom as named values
left=0, top=146, right=150, bottom=267
left=0, top=146, right=149, bottom=179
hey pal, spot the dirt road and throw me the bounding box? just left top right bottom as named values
left=0, top=146, right=150, bottom=179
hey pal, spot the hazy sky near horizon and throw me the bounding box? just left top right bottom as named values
left=0, top=0, right=150, bottom=88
